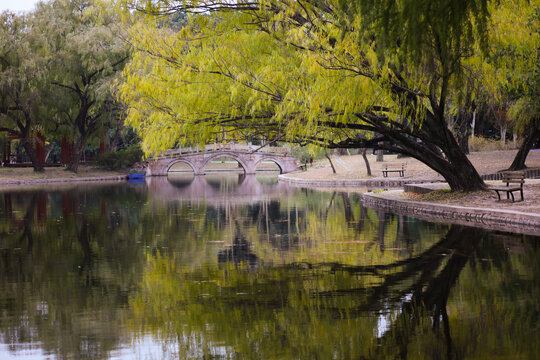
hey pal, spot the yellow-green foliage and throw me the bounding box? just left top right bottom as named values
left=116, top=0, right=538, bottom=192
left=447, top=0, right=539, bottom=124
left=489, top=0, right=539, bottom=90
left=116, top=4, right=410, bottom=156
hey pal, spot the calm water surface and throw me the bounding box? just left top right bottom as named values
left=0, top=174, right=538, bottom=359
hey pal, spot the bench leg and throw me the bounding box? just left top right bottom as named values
left=520, top=189, right=524, bottom=202
left=495, top=190, right=501, bottom=201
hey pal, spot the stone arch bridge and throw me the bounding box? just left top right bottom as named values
left=146, top=145, right=299, bottom=176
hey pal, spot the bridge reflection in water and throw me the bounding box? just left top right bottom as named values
left=144, top=174, right=297, bottom=206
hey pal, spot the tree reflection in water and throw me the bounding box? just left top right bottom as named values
left=296, top=225, right=485, bottom=359
left=129, top=220, right=537, bottom=359
left=217, top=224, right=259, bottom=269
left=0, top=183, right=538, bottom=359
left=0, top=187, right=146, bottom=360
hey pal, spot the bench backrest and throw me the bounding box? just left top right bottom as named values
left=501, top=171, right=525, bottom=187
left=385, top=163, right=406, bottom=170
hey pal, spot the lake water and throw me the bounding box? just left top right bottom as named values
left=0, top=174, right=538, bottom=359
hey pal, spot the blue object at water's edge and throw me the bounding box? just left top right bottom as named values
left=128, top=173, right=145, bottom=182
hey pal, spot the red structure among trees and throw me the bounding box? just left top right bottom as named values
left=61, top=138, right=74, bottom=164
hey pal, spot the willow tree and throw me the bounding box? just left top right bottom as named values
left=508, top=96, right=540, bottom=170
left=0, top=11, right=48, bottom=171
left=491, top=0, right=540, bottom=171
left=40, top=0, right=130, bottom=173
left=118, top=0, right=499, bottom=191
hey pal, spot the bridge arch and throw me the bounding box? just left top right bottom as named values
left=165, top=159, right=197, bottom=174
left=200, top=152, right=251, bottom=174
left=254, top=157, right=284, bottom=174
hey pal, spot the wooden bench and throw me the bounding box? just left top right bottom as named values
left=382, top=164, right=406, bottom=177
left=489, top=171, right=525, bottom=202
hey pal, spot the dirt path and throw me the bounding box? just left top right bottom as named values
left=0, top=166, right=127, bottom=186
left=297, top=150, right=540, bottom=214
left=296, top=150, right=540, bottom=180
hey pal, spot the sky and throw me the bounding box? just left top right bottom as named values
left=0, top=0, right=41, bottom=13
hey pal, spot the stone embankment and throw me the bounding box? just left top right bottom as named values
left=362, top=190, right=540, bottom=236
left=279, top=167, right=540, bottom=234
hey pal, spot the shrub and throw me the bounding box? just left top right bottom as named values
left=290, top=145, right=311, bottom=163
left=96, top=144, right=143, bottom=170
left=469, top=136, right=521, bottom=152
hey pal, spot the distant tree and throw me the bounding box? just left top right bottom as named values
left=40, top=0, right=130, bottom=172
left=0, top=11, right=48, bottom=171
left=508, top=97, right=540, bottom=170
left=487, top=0, right=539, bottom=170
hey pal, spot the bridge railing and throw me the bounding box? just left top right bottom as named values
left=160, top=143, right=291, bottom=158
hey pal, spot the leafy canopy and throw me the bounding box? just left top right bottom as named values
left=118, top=0, right=494, bottom=155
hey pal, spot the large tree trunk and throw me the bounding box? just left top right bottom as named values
left=66, top=133, right=89, bottom=173
left=20, top=136, right=44, bottom=172
left=457, top=133, right=470, bottom=154
left=443, top=155, right=485, bottom=191
left=329, top=88, right=486, bottom=191
left=66, top=99, right=93, bottom=173
left=438, top=129, right=486, bottom=191
left=376, top=124, right=486, bottom=191
left=455, top=110, right=473, bottom=154
left=507, top=125, right=540, bottom=171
